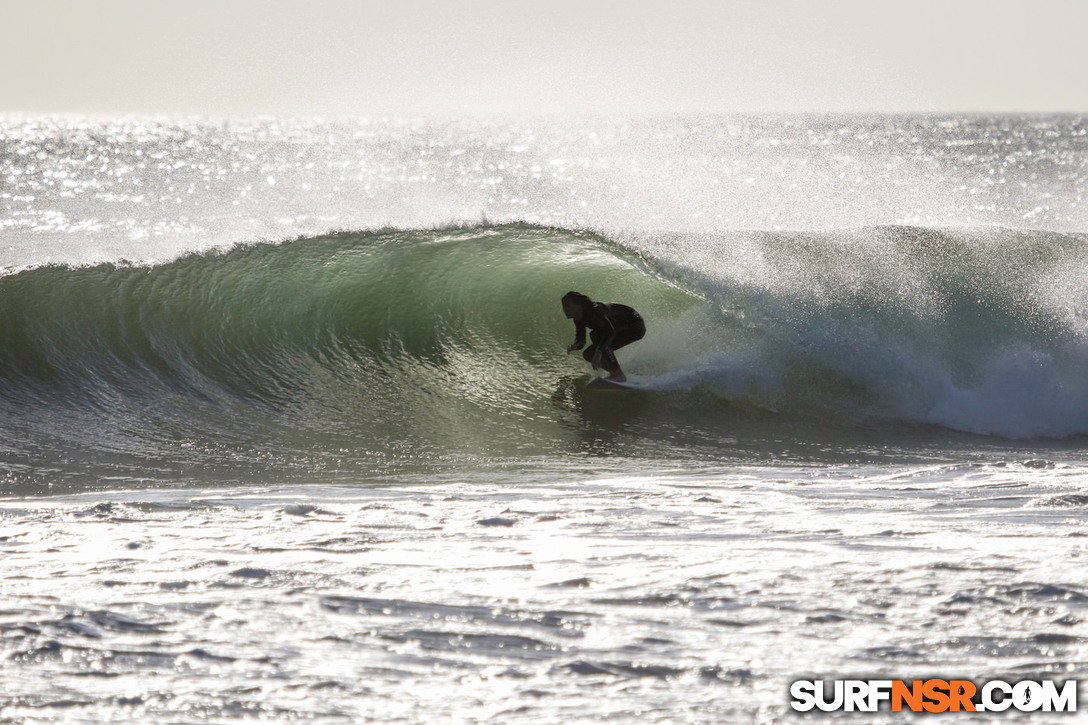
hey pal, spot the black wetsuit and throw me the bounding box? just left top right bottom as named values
left=572, top=302, right=646, bottom=373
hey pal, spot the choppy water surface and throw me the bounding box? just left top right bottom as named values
left=5, top=463, right=1088, bottom=723
left=1, top=463, right=1086, bottom=722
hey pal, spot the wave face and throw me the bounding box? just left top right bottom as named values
left=3, top=223, right=1088, bottom=491
left=0, top=225, right=705, bottom=490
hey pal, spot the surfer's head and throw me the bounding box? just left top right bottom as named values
left=562, top=291, right=592, bottom=320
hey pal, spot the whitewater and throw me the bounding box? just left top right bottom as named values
left=3, top=114, right=1088, bottom=723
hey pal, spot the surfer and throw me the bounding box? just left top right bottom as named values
left=562, top=291, right=645, bottom=382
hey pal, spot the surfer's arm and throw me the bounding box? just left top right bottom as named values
left=567, top=322, right=586, bottom=353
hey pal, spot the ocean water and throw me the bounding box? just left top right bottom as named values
left=3, top=114, right=1088, bottom=722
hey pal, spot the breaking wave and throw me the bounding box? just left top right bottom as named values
left=3, top=222, right=1088, bottom=490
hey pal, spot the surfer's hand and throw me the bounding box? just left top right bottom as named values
left=566, top=343, right=582, bottom=354
left=591, top=351, right=602, bottom=370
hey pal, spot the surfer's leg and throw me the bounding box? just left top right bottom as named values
left=582, top=342, right=599, bottom=368
left=599, top=347, right=625, bottom=381
left=602, top=321, right=643, bottom=381
left=610, top=319, right=646, bottom=351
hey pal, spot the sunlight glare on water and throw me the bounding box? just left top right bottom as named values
left=5, top=461, right=1088, bottom=722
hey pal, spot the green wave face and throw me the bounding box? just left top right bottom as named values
left=0, top=225, right=711, bottom=485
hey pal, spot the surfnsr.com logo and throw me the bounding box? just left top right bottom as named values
left=790, top=679, right=1078, bottom=713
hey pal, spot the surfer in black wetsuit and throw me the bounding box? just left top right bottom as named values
left=562, top=291, right=645, bottom=382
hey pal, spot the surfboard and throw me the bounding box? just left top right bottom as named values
left=586, top=376, right=644, bottom=390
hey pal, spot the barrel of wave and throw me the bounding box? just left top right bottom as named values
left=318, top=225, right=707, bottom=419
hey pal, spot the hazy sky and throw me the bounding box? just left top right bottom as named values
left=3, top=0, right=1085, bottom=116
